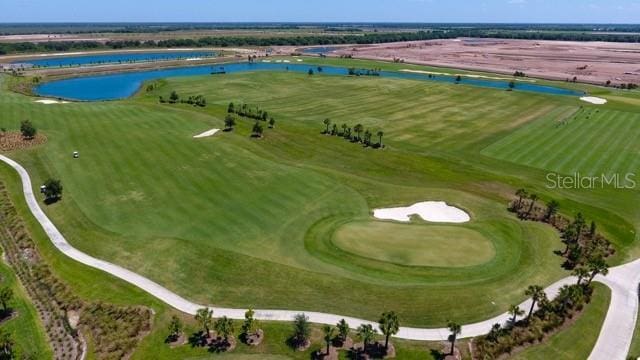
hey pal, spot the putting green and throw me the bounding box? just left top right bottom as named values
left=332, top=221, right=495, bottom=267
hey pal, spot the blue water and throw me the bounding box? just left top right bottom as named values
left=301, top=47, right=340, bottom=54
left=17, top=51, right=216, bottom=68
left=34, top=62, right=583, bottom=101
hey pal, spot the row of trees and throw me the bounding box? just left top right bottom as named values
left=476, top=280, right=599, bottom=358
left=180, top=309, right=464, bottom=357
left=159, top=91, right=207, bottom=107
left=510, top=189, right=614, bottom=271
left=170, top=308, right=262, bottom=351
left=321, top=119, right=385, bottom=149
left=228, top=102, right=274, bottom=123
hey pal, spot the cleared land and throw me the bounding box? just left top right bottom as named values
left=0, top=57, right=637, bottom=335
left=333, top=38, right=640, bottom=85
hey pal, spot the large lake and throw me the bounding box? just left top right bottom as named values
left=16, top=51, right=216, bottom=68
left=34, top=62, right=583, bottom=101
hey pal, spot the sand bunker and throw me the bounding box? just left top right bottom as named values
left=193, top=129, right=220, bottom=138
left=373, top=201, right=470, bottom=223
left=34, top=99, right=69, bottom=104
left=580, top=96, right=608, bottom=105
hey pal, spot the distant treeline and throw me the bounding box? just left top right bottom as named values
left=2, top=28, right=640, bottom=55
left=4, top=23, right=640, bottom=35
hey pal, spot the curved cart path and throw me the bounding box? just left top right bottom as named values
left=0, top=154, right=637, bottom=359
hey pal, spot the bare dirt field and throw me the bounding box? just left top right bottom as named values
left=331, top=38, right=640, bottom=85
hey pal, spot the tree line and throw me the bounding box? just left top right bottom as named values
left=159, top=91, right=207, bottom=107
left=467, top=189, right=614, bottom=357
left=225, top=102, right=276, bottom=138
left=4, top=27, right=640, bottom=55
left=510, top=189, right=614, bottom=271
left=322, top=118, right=385, bottom=149
left=176, top=308, right=463, bottom=358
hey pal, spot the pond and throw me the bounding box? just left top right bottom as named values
left=15, top=51, right=217, bottom=68
left=301, top=46, right=342, bottom=54
left=34, top=62, right=584, bottom=101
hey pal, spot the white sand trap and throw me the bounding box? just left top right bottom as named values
left=262, top=60, right=272, bottom=63
left=296, top=59, right=303, bottom=62
left=373, top=201, right=470, bottom=223
left=35, top=99, right=69, bottom=104
left=283, top=60, right=291, bottom=63
left=185, top=57, right=203, bottom=61
left=193, top=129, right=220, bottom=138
left=580, top=96, right=607, bottom=105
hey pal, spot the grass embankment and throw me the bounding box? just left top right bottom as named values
left=0, top=258, right=51, bottom=358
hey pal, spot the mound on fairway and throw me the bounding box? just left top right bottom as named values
left=373, top=201, right=470, bottom=223
left=332, top=221, right=495, bottom=267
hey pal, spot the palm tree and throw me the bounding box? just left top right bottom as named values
left=322, top=325, right=335, bottom=355
left=376, top=130, right=384, bottom=147
left=487, top=323, right=502, bottom=342
left=515, top=189, right=528, bottom=209
left=242, top=309, right=256, bottom=337
left=357, top=324, right=376, bottom=352
left=526, top=194, right=538, bottom=218
left=508, top=305, right=524, bottom=325
left=323, top=118, right=331, bottom=133
left=378, top=311, right=400, bottom=351
left=337, top=319, right=350, bottom=342
left=447, top=321, right=462, bottom=355
left=524, top=285, right=545, bottom=321
left=586, top=255, right=609, bottom=285
left=573, top=213, right=586, bottom=243
left=168, top=315, right=183, bottom=341
left=544, top=200, right=559, bottom=221
left=195, top=308, right=213, bottom=338
left=292, top=313, right=310, bottom=348
left=364, top=130, right=372, bottom=146
left=341, top=124, right=347, bottom=136
left=214, top=316, right=235, bottom=343
left=572, top=266, right=590, bottom=285
left=354, top=124, right=363, bottom=141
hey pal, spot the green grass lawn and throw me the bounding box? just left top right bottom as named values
left=511, top=283, right=611, bottom=360
left=0, top=56, right=637, bottom=356
left=332, top=221, right=495, bottom=267
left=0, top=255, right=51, bottom=359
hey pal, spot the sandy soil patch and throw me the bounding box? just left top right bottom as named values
left=35, top=99, right=70, bottom=104
left=193, top=129, right=220, bottom=138
left=332, top=38, right=640, bottom=85
left=580, top=96, right=608, bottom=105
left=373, top=201, right=470, bottom=223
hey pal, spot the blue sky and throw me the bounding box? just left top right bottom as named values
left=1, top=0, right=639, bottom=23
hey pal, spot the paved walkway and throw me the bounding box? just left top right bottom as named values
left=0, top=154, right=637, bottom=359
